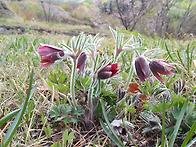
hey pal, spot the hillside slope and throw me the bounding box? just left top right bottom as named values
left=0, top=1, right=14, bottom=18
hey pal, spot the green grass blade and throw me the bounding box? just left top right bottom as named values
left=168, top=99, right=188, bottom=147
left=99, top=119, right=123, bottom=147
left=165, top=43, right=174, bottom=62
left=181, top=122, right=196, bottom=147
left=186, top=45, right=190, bottom=74
left=177, top=50, right=185, bottom=68
left=124, top=126, right=138, bottom=147
left=100, top=98, right=125, bottom=147
left=0, top=45, right=10, bottom=67
left=186, top=137, right=196, bottom=147
left=190, top=47, right=195, bottom=65
left=0, top=109, right=20, bottom=127
left=3, top=69, right=36, bottom=147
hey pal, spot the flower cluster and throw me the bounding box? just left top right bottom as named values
left=38, top=46, right=119, bottom=79
left=135, top=57, right=175, bottom=82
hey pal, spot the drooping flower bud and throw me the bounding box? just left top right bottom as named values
left=149, top=59, right=175, bottom=82
left=38, top=45, right=64, bottom=67
left=135, top=57, right=149, bottom=82
left=98, top=62, right=119, bottom=79
left=77, top=52, right=87, bottom=73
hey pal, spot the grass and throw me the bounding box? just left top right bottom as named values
left=0, top=26, right=195, bottom=147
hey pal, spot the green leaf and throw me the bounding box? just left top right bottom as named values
left=186, top=137, right=196, bottom=147
left=124, top=126, right=138, bottom=147
left=0, top=44, right=10, bottom=67
left=63, top=129, right=68, bottom=146
left=41, top=114, right=45, bottom=124
left=68, top=131, right=74, bottom=144
left=51, top=142, right=62, bottom=147
left=181, top=122, right=196, bottom=147
left=0, top=109, right=20, bottom=127
left=177, top=50, right=185, bottom=68
left=66, top=117, right=78, bottom=123
left=44, top=125, right=52, bottom=138
left=128, top=106, right=136, bottom=113
left=71, top=106, right=83, bottom=116
left=100, top=98, right=125, bottom=147
left=165, top=43, right=174, bottom=62
left=99, top=119, right=123, bottom=147
left=168, top=99, right=188, bottom=147
left=3, top=69, right=36, bottom=147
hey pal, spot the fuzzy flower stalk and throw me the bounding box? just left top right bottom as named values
left=69, top=52, right=87, bottom=108
left=86, top=61, right=119, bottom=129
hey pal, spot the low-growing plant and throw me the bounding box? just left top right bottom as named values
left=37, top=26, right=192, bottom=146
left=1, top=26, right=195, bottom=146
left=50, top=129, right=74, bottom=147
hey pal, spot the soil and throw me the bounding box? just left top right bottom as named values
left=0, top=25, right=97, bottom=36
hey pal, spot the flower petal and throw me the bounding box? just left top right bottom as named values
left=98, top=62, right=118, bottom=79
left=135, top=57, right=148, bottom=82
left=77, top=52, right=87, bottom=73
left=151, top=70, right=165, bottom=82
left=158, top=60, right=175, bottom=69
left=38, top=45, right=63, bottom=56
left=98, top=71, right=112, bottom=79
left=135, top=61, right=145, bottom=82
left=138, top=57, right=149, bottom=78
left=111, top=69, right=119, bottom=77
left=41, top=62, right=53, bottom=67
left=111, top=63, right=118, bottom=70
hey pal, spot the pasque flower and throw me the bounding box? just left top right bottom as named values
left=98, top=62, right=119, bottom=79
left=38, top=45, right=64, bottom=67
left=77, top=52, right=87, bottom=73
left=135, top=56, right=149, bottom=82
left=149, top=59, right=175, bottom=82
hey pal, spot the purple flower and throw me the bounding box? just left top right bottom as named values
left=77, top=52, right=87, bottom=73
left=38, top=45, right=64, bottom=67
left=149, top=59, right=175, bottom=82
left=135, top=57, right=149, bottom=82
left=98, top=62, right=119, bottom=79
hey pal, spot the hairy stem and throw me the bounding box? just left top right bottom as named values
left=161, top=98, right=166, bottom=147
left=70, top=60, right=77, bottom=108
left=88, top=78, right=95, bottom=120
left=124, top=65, right=134, bottom=90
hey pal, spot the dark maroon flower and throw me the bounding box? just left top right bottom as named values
left=38, top=45, right=64, bottom=67
left=149, top=59, right=175, bottom=82
left=135, top=57, right=149, bottom=82
left=98, top=62, right=119, bottom=79
left=77, top=52, right=87, bottom=73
